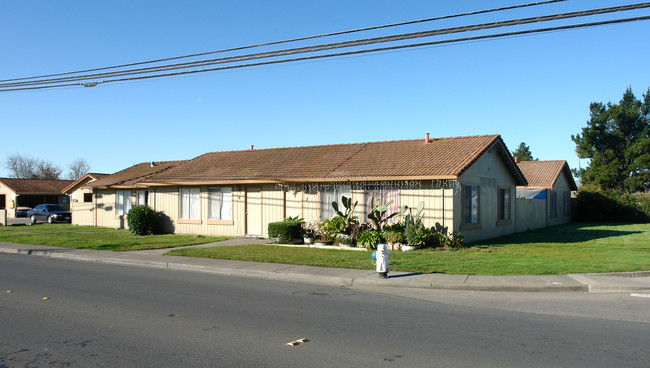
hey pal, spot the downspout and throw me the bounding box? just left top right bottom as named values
left=93, top=189, right=97, bottom=227
left=441, top=184, right=445, bottom=229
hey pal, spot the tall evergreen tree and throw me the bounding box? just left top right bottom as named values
left=512, top=142, right=534, bottom=161
left=571, top=87, right=650, bottom=193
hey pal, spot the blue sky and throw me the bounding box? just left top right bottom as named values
left=2, top=0, right=649, bottom=179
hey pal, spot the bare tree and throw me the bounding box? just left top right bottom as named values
left=4, top=153, right=63, bottom=179
left=67, top=158, right=91, bottom=180
left=36, top=160, right=63, bottom=180
left=5, top=153, right=36, bottom=178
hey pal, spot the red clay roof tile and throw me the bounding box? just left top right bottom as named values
left=143, top=134, right=526, bottom=185
left=517, top=160, right=577, bottom=190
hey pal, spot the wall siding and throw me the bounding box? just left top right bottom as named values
left=71, top=203, right=95, bottom=226
left=455, top=148, right=518, bottom=243
left=515, top=197, right=547, bottom=233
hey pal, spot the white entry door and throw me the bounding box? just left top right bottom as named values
left=246, top=187, right=262, bottom=237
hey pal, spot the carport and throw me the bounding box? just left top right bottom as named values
left=0, top=178, right=73, bottom=218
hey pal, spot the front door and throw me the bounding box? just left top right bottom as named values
left=245, top=187, right=262, bottom=237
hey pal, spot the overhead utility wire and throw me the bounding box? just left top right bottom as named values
left=3, top=2, right=648, bottom=90
left=4, top=15, right=648, bottom=92
left=0, top=0, right=566, bottom=83
left=97, top=16, right=650, bottom=86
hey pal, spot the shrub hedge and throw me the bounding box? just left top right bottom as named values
left=575, top=190, right=650, bottom=222
left=126, top=205, right=158, bottom=236
left=268, top=220, right=302, bottom=243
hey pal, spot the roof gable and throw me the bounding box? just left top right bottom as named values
left=89, top=161, right=186, bottom=188
left=517, top=160, right=578, bottom=190
left=61, top=173, right=109, bottom=194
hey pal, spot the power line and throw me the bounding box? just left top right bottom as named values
left=4, top=2, right=648, bottom=89
left=2, top=2, right=649, bottom=91
left=0, top=0, right=566, bottom=83
left=4, top=15, right=648, bottom=92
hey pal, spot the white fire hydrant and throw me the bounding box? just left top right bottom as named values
left=375, top=243, right=390, bottom=279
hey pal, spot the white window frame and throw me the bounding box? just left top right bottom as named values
left=208, top=187, right=233, bottom=221
left=363, top=184, right=399, bottom=224
left=136, top=190, right=149, bottom=206
left=179, top=187, right=201, bottom=221
left=319, top=185, right=351, bottom=221
left=115, top=190, right=132, bottom=216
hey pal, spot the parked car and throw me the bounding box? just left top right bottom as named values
left=27, top=204, right=71, bottom=224
left=15, top=206, right=32, bottom=218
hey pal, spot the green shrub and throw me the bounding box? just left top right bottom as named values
left=357, top=230, right=382, bottom=250
left=126, top=205, right=157, bottom=236
left=319, top=217, right=345, bottom=241
left=268, top=220, right=303, bottom=243
left=575, top=190, right=650, bottom=222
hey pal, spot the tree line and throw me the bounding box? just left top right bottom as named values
left=3, top=154, right=90, bottom=180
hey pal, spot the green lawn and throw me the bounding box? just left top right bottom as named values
left=0, top=224, right=230, bottom=251
left=167, top=223, right=650, bottom=275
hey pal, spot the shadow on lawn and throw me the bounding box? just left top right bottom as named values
left=472, top=223, right=644, bottom=247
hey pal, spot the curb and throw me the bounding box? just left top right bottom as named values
left=1, top=246, right=647, bottom=293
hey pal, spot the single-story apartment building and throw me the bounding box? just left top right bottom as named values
left=515, top=159, right=578, bottom=232
left=0, top=178, right=73, bottom=218
left=71, top=134, right=542, bottom=243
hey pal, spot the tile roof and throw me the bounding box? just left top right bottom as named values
left=144, top=134, right=527, bottom=185
left=517, top=160, right=578, bottom=190
left=0, top=178, right=74, bottom=194
left=88, top=161, right=186, bottom=188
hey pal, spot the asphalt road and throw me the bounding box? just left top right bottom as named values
left=1, top=254, right=648, bottom=367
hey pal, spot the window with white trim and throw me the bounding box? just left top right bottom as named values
left=136, top=190, right=149, bottom=206
left=319, top=185, right=351, bottom=220
left=115, top=190, right=132, bottom=216
left=363, top=184, right=399, bottom=224
left=208, top=187, right=232, bottom=221
left=179, top=187, right=201, bottom=220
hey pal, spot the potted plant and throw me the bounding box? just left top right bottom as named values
left=302, top=221, right=318, bottom=244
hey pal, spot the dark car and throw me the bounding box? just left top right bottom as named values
left=28, top=204, right=71, bottom=224
left=16, top=206, right=31, bottom=218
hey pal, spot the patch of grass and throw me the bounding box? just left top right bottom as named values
left=0, top=224, right=230, bottom=251
left=167, top=223, right=650, bottom=275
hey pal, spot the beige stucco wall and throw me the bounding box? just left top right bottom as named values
left=0, top=209, right=6, bottom=226
left=454, top=147, right=518, bottom=243
left=0, top=183, right=16, bottom=218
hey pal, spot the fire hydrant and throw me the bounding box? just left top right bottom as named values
left=375, top=243, right=390, bottom=279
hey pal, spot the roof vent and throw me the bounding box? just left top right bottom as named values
left=150, top=162, right=156, bottom=168
left=250, top=145, right=254, bottom=150
left=424, top=132, right=430, bottom=144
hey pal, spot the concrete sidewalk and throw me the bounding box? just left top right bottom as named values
left=1, top=240, right=649, bottom=293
